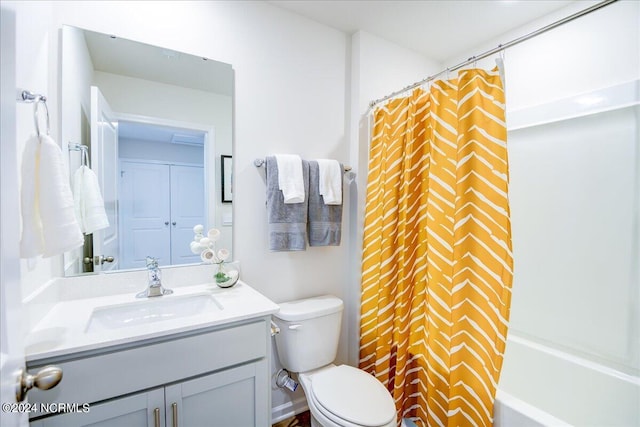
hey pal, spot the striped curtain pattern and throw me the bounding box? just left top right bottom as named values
left=359, top=67, right=513, bottom=427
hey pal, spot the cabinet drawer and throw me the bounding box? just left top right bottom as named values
left=28, top=319, right=267, bottom=416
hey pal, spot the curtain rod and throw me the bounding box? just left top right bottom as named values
left=369, top=0, right=618, bottom=109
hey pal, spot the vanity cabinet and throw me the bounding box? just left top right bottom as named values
left=28, top=318, right=271, bottom=427
left=31, top=361, right=264, bottom=427
left=30, top=390, right=163, bottom=427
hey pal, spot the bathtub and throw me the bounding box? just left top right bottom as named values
left=496, top=334, right=640, bottom=426
left=400, top=387, right=569, bottom=427
left=401, top=332, right=640, bottom=427
left=494, top=390, right=570, bottom=427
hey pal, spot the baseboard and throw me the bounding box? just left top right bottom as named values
left=271, top=397, right=309, bottom=424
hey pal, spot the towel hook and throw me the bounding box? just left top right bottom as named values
left=17, top=90, right=50, bottom=137
left=68, top=143, right=90, bottom=167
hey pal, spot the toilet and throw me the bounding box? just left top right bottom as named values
left=272, top=295, right=397, bottom=427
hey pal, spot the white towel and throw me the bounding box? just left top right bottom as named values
left=20, top=135, right=44, bottom=257
left=20, top=135, right=84, bottom=258
left=275, top=154, right=305, bottom=204
left=73, top=165, right=109, bottom=235
left=316, top=159, right=342, bottom=205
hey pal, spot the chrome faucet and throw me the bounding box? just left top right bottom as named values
left=136, top=256, right=173, bottom=298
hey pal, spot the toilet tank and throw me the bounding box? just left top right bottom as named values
left=272, top=295, right=343, bottom=373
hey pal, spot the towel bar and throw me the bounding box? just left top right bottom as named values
left=254, top=158, right=351, bottom=172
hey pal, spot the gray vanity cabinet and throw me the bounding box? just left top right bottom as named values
left=30, top=390, right=164, bottom=427
left=31, top=361, right=267, bottom=427
left=28, top=318, right=271, bottom=427
left=167, top=362, right=265, bottom=426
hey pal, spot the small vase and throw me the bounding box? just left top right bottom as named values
left=213, top=260, right=240, bottom=288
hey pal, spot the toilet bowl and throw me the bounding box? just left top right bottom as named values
left=272, top=295, right=397, bottom=427
left=299, top=364, right=396, bottom=427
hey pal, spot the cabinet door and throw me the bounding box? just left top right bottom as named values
left=165, top=361, right=269, bottom=427
left=37, top=389, right=164, bottom=427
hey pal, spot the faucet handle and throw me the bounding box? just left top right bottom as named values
left=146, top=256, right=159, bottom=269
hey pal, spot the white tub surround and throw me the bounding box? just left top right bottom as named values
left=502, top=79, right=640, bottom=426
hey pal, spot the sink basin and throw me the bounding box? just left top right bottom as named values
left=85, top=293, right=223, bottom=333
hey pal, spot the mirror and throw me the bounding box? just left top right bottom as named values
left=61, top=26, right=233, bottom=276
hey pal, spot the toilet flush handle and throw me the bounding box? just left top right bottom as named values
left=288, top=324, right=302, bottom=330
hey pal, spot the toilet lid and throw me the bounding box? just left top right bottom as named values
left=311, top=365, right=396, bottom=427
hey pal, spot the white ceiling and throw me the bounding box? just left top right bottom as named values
left=119, top=121, right=205, bottom=145
left=268, top=0, right=575, bottom=62
left=83, top=29, right=234, bottom=96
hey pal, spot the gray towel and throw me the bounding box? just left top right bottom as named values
left=266, top=156, right=309, bottom=251
left=308, top=160, right=343, bottom=246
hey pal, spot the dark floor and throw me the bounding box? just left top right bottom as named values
left=272, top=410, right=311, bottom=427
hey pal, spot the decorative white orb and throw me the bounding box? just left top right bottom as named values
left=217, top=248, right=230, bottom=261
left=200, top=249, right=215, bottom=263
left=199, top=237, right=211, bottom=248
left=208, top=228, right=221, bottom=241
left=190, top=241, right=202, bottom=254
left=193, top=224, right=204, bottom=234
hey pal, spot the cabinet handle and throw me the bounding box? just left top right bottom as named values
left=154, top=408, right=160, bottom=427
left=172, top=402, right=178, bottom=427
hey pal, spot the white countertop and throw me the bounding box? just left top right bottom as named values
left=25, top=281, right=279, bottom=362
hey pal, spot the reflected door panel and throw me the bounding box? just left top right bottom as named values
left=170, top=165, right=205, bottom=265
left=91, top=86, right=119, bottom=272
left=119, top=162, right=204, bottom=269
left=120, top=162, right=171, bottom=269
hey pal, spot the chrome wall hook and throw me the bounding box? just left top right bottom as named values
left=17, top=89, right=50, bottom=136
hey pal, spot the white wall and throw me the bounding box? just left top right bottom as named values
left=7, top=0, right=637, bottom=422
left=443, top=0, right=639, bottom=111
left=47, top=0, right=349, bottom=301
left=454, top=0, right=640, bottom=368
left=10, top=0, right=348, bottom=298
left=60, top=24, right=94, bottom=275
left=445, top=1, right=639, bottom=424
left=61, top=25, right=93, bottom=173
left=6, top=1, right=61, bottom=298
left=7, top=0, right=350, bottom=417
left=94, top=70, right=232, bottom=252
left=94, top=71, right=232, bottom=134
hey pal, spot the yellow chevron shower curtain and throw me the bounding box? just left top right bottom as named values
left=360, top=67, right=513, bottom=427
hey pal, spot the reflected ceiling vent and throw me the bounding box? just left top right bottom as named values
left=171, top=133, right=204, bottom=146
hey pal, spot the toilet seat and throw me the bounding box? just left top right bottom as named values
left=309, top=365, right=396, bottom=427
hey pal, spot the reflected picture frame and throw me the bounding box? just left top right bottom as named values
left=221, top=155, right=233, bottom=203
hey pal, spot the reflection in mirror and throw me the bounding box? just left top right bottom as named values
left=61, top=26, right=233, bottom=276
